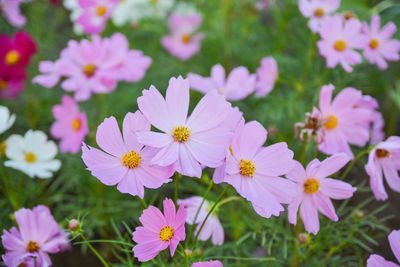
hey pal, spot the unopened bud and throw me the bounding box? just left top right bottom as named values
left=298, top=233, right=310, bottom=245
left=68, top=219, right=80, bottom=231
left=184, top=249, right=193, bottom=257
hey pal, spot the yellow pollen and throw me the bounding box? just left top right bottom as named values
left=376, top=149, right=390, bottom=158
left=26, top=241, right=40, bottom=253
left=239, top=159, right=256, bottom=177
left=324, top=115, right=338, bottom=130
left=159, top=226, right=174, bottom=242
left=121, top=150, right=141, bottom=169
left=334, top=40, right=347, bottom=52
left=0, top=141, right=6, bottom=155
left=96, top=5, right=107, bottom=16
left=82, top=64, right=97, bottom=78
left=369, top=39, right=379, bottom=49
left=5, top=50, right=20, bottom=65
left=72, top=118, right=81, bottom=131
left=0, top=79, right=7, bottom=91
left=314, top=7, right=325, bottom=17
left=181, top=34, right=191, bottom=44
left=172, top=126, right=191, bottom=143
left=304, top=178, right=320, bottom=194
left=229, top=146, right=233, bottom=156
left=25, top=152, right=37, bottom=164
left=343, top=11, right=355, bottom=20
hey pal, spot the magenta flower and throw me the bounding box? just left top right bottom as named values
left=1, top=205, right=70, bottom=267
left=367, top=229, right=400, bottom=267
left=0, top=0, right=26, bottom=27
left=223, top=120, right=297, bottom=218
left=132, top=198, right=186, bottom=262
left=82, top=111, right=174, bottom=198
left=178, top=196, right=224, bottom=245
left=255, top=56, right=278, bottom=97
left=287, top=153, right=356, bottom=234
left=317, top=15, right=366, bottom=72
left=362, top=15, right=400, bottom=70
left=188, top=64, right=256, bottom=101
left=76, top=0, right=119, bottom=34
left=161, top=12, right=204, bottom=60
left=0, top=65, right=25, bottom=99
left=365, top=136, right=400, bottom=201
left=33, top=33, right=151, bottom=101
left=137, top=76, right=233, bottom=178
left=192, top=260, right=224, bottom=267
left=299, top=0, right=340, bottom=33
left=51, top=95, right=89, bottom=154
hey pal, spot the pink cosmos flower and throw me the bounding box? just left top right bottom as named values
left=355, top=95, right=384, bottom=145
left=76, top=0, right=119, bottom=34
left=192, top=260, right=224, bottom=267
left=178, top=196, right=224, bottom=245
left=161, top=12, right=204, bottom=60
left=51, top=95, right=89, bottom=154
left=137, top=76, right=233, bottom=178
left=0, top=0, right=26, bottom=27
left=255, top=56, right=278, bottom=97
left=367, top=229, right=400, bottom=267
left=188, top=64, right=256, bottom=101
left=317, top=15, right=366, bottom=72
left=362, top=15, right=400, bottom=70
left=82, top=111, right=174, bottom=198
left=223, top=120, right=297, bottom=218
left=287, top=153, right=356, bottom=234
left=1, top=205, right=70, bottom=267
left=33, top=33, right=151, bottom=101
left=255, top=0, right=269, bottom=11
left=132, top=198, right=186, bottom=262
left=299, top=0, right=340, bottom=33
left=0, top=65, right=25, bottom=99
left=365, top=136, right=400, bottom=201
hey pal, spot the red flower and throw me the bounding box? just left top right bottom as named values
left=0, top=32, right=37, bottom=71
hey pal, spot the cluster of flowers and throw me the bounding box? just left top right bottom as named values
left=300, top=0, right=400, bottom=72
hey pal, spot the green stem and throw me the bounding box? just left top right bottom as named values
left=340, top=149, right=371, bottom=180
left=174, top=173, right=181, bottom=205
left=179, top=243, right=190, bottom=267
left=80, top=234, right=111, bottom=267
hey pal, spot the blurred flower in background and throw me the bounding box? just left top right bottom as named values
left=192, top=260, right=224, bottom=267
left=0, top=0, right=28, bottom=27
left=367, top=229, right=400, bottom=267
left=299, top=0, right=340, bottom=33
left=76, top=0, right=119, bottom=34
left=0, top=105, right=15, bottom=135
left=255, top=56, right=278, bottom=97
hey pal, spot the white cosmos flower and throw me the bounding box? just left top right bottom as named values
left=5, top=130, right=61, bottom=179
left=0, top=106, right=16, bottom=135
left=63, top=0, right=84, bottom=35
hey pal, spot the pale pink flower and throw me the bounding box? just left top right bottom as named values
left=82, top=111, right=174, bottom=198
left=0, top=0, right=26, bottom=27
left=137, top=76, right=233, bottom=178
left=299, top=0, right=340, bottom=33
left=255, top=0, right=269, bottom=11
left=255, top=56, right=278, bottom=97
left=355, top=95, right=385, bottom=144
left=192, top=260, right=224, bottom=267
left=224, top=121, right=297, bottom=218
left=161, top=12, right=204, bottom=60
left=76, top=0, right=119, bottom=34
left=132, top=198, right=186, bottom=262
left=188, top=64, right=256, bottom=101
left=287, top=153, right=356, bottom=234
left=362, top=16, right=400, bottom=70
left=33, top=33, right=151, bottom=101
left=317, top=15, right=367, bottom=72
left=367, top=229, right=400, bottom=267
left=178, top=196, right=224, bottom=245
left=365, top=136, right=400, bottom=201
left=1, top=205, right=70, bottom=267
left=51, top=95, right=88, bottom=154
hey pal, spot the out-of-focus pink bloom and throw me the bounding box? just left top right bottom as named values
left=76, top=0, right=119, bottom=34
left=161, top=12, right=204, bottom=60
left=132, top=198, right=186, bottom=262
left=0, top=65, right=25, bottom=99
left=255, top=56, right=278, bottom=97
left=255, top=0, right=269, bottom=11
left=362, top=15, right=400, bottom=70
left=355, top=95, right=385, bottom=144
left=82, top=111, right=174, bottom=198
left=51, top=95, right=88, bottom=154
left=367, top=229, right=400, bottom=267
left=192, top=260, right=224, bottom=267
left=224, top=121, right=297, bottom=218
left=365, top=136, right=400, bottom=201
left=299, top=0, right=340, bottom=33
left=1, top=205, right=70, bottom=267
left=188, top=64, right=256, bottom=101
left=178, top=196, right=224, bottom=245
left=137, top=76, right=233, bottom=178
left=0, top=0, right=27, bottom=27
left=317, top=15, right=366, bottom=72
left=33, top=33, right=151, bottom=101
left=287, top=154, right=356, bottom=234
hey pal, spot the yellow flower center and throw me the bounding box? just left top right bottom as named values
left=121, top=150, right=141, bottom=169
left=343, top=11, right=355, bottom=20
left=181, top=34, right=191, bottom=44
left=82, top=64, right=97, bottom=78
left=5, top=50, right=20, bottom=65
left=229, top=146, right=233, bottom=156
left=25, top=152, right=37, bottom=164
left=304, top=178, right=320, bottom=194
left=72, top=118, right=81, bottom=131
left=313, top=7, right=324, bottom=17
left=96, top=5, right=107, bottom=16
left=0, top=141, right=6, bottom=155
left=159, top=226, right=174, bottom=242
left=376, top=149, right=390, bottom=158
left=239, top=159, right=256, bottom=177
left=149, top=0, right=158, bottom=5
left=172, top=126, right=191, bottom=143
left=0, top=79, right=7, bottom=91
left=324, top=115, right=338, bottom=130
left=26, top=241, right=40, bottom=253
left=369, top=39, right=379, bottom=49
left=334, top=40, right=347, bottom=52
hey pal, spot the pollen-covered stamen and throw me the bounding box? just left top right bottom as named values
left=25, top=152, right=37, bottom=164
left=239, top=159, right=256, bottom=177
left=121, top=150, right=141, bottom=169
left=324, top=115, right=338, bottom=130
left=369, top=39, right=379, bottom=49
left=96, top=5, right=107, bottom=16
left=304, top=178, right=320, bottom=194
left=376, top=149, right=390, bottom=158
left=82, top=64, right=97, bottom=78
left=159, top=226, right=174, bottom=242
left=313, top=7, right=324, bottom=17
left=0, top=79, right=7, bottom=91
left=172, top=126, right=191, bottom=143
left=26, top=241, right=40, bottom=253
left=334, top=40, right=347, bottom=52
left=5, top=50, right=20, bottom=66
left=72, top=118, right=81, bottom=131
left=181, top=34, right=191, bottom=44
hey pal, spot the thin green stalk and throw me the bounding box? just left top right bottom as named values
left=80, top=234, right=110, bottom=267
left=340, top=149, right=370, bottom=180
left=174, top=173, right=181, bottom=205
left=179, top=243, right=189, bottom=267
